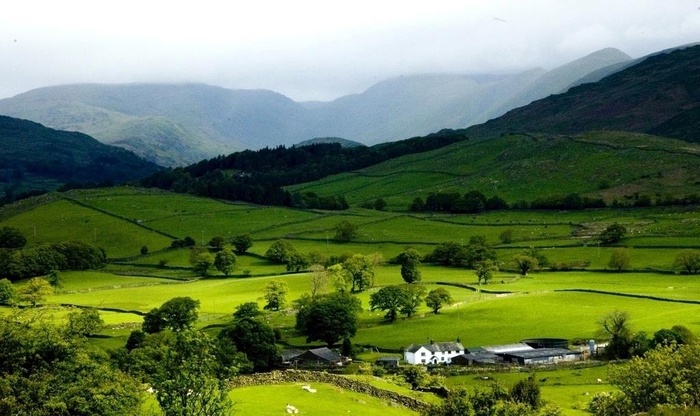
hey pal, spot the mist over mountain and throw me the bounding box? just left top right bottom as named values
left=0, top=47, right=631, bottom=165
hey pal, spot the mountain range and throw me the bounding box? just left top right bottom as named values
left=0, top=48, right=631, bottom=166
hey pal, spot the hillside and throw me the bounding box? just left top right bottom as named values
left=0, top=115, right=160, bottom=200
left=289, top=132, right=700, bottom=209
left=463, top=44, right=700, bottom=142
left=0, top=48, right=630, bottom=164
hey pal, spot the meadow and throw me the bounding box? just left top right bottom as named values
left=3, top=186, right=700, bottom=414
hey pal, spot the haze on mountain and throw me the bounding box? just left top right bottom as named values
left=0, top=47, right=631, bottom=166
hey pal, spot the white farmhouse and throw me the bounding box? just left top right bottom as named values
left=404, top=341, right=465, bottom=365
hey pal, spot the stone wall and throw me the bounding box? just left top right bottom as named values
left=230, top=370, right=431, bottom=412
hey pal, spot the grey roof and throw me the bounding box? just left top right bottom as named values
left=376, top=356, right=400, bottom=362
left=298, top=347, right=342, bottom=362
left=453, top=352, right=500, bottom=363
left=482, top=343, right=534, bottom=353
left=280, top=349, right=304, bottom=361
left=504, top=348, right=582, bottom=359
left=406, top=342, right=464, bottom=353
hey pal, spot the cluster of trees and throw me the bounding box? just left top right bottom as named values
left=292, top=192, right=349, bottom=210
left=0, top=309, right=142, bottom=415
left=425, top=377, right=548, bottom=416
left=599, top=310, right=696, bottom=360
left=410, top=191, right=508, bottom=213
left=589, top=342, right=700, bottom=415
left=295, top=292, right=362, bottom=347
left=425, top=236, right=497, bottom=269
left=370, top=285, right=454, bottom=321
left=0, top=227, right=106, bottom=281
left=141, top=130, right=467, bottom=207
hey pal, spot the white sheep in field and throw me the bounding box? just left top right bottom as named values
left=286, top=404, right=299, bottom=414
left=302, top=384, right=317, bottom=393
left=597, top=378, right=603, bottom=384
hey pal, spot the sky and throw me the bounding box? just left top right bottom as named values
left=1, top=0, right=699, bottom=102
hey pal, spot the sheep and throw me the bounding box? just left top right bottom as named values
left=286, top=404, right=299, bottom=414
left=596, top=378, right=603, bottom=384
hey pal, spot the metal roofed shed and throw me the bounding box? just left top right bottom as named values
left=501, top=348, right=582, bottom=365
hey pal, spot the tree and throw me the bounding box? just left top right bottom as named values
left=599, top=310, right=633, bottom=359
left=402, top=365, right=428, bottom=390
left=600, top=223, right=626, bottom=245
left=397, top=248, right=422, bottom=283
left=151, top=331, right=234, bottom=416
left=327, top=263, right=349, bottom=292
left=191, top=252, right=214, bottom=276
left=334, top=220, right=358, bottom=242
left=285, top=251, right=310, bottom=272
left=263, top=279, right=289, bottom=311
left=47, top=269, right=63, bottom=288
left=425, top=288, right=454, bottom=314
left=309, top=264, right=328, bottom=298
left=233, top=302, right=261, bottom=320
left=219, top=318, right=279, bottom=372
left=399, top=284, right=426, bottom=318
left=143, top=297, right=201, bottom=333
left=140, top=245, right=149, bottom=255
left=673, top=249, right=700, bottom=274
left=596, top=343, right=700, bottom=414
left=510, top=375, right=541, bottom=409
left=374, top=198, right=387, bottom=211
left=464, top=236, right=497, bottom=268
left=142, top=307, right=167, bottom=334
left=0, top=226, right=27, bottom=249
left=474, top=260, right=498, bottom=285
left=343, top=254, right=375, bottom=292
left=296, top=292, right=362, bottom=347
left=17, top=277, right=53, bottom=307
left=214, top=248, right=237, bottom=276
left=265, top=239, right=297, bottom=263
left=0, top=310, right=142, bottom=416
left=65, top=307, right=104, bottom=337
left=208, top=236, right=225, bottom=250
left=499, top=229, right=514, bottom=244
left=513, top=254, right=538, bottom=276
left=125, top=329, right=146, bottom=351
left=0, top=278, right=17, bottom=305
left=370, top=285, right=406, bottom=322
left=608, top=248, right=630, bottom=271
left=231, top=233, right=253, bottom=254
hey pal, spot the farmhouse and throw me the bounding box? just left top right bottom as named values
left=404, top=341, right=465, bottom=365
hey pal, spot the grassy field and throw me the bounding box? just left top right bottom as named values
left=287, top=132, right=700, bottom=209
left=4, top=186, right=700, bottom=414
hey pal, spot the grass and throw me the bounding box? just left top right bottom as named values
left=230, top=382, right=419, bottom=416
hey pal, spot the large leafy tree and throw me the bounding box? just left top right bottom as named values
left=599, top=310, right=633, bottom=359
left=265, top=239, right=297, bottom=263
left=218, top=318, right=279, bottom=372
left=17, top=277, right=53, bottom=307
left=0, top=226, right=27, bottom=249
left=231, top=233, right=253, bottom=254
left=474, top=260, right=498, bottom=285
left=0, top=278, right=16, bottom=305
left=334, top=220, right=358, bottom=242
left=608, top=248, right=630, bottom=271
left=673, top=249, right=700, bottom=273
left=143, top=297, right=201, bottom=333
left=399, top=284, right=426, bottom=318
left=425, top=288, right=454, bottom=314
left=513, top=254, right=538, bottom=276
left=214, top=249, right=237, bottom=276
left=396, top=248, right=422, bottom=283
left=296, top=292, right=362, bottom=346
left=263, top=280, right=289, bottom=311
left=370, top=285, right=406, bottom=322
left=600, top=223, right=627, bottom=245
left=342, top=254, right=375, bottom=292
left=65, top=307, right=104, bottom=337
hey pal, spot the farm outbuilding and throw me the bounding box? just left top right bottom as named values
left=375, top=356, right=400, bottom=368
left=501, top=348, right=582, bottom=365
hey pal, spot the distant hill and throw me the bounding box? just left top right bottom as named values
left=0, top=47, right=631, bottom=165
left=0, top=115, right=160, bottom=200
left=289, top=131, right=700, bottom=209
left=464, top=45, right=700, bottom=143
left=295, top=137, right=365, bottom=148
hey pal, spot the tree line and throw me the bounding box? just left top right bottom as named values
left=140, top=130, right=467, bottom=207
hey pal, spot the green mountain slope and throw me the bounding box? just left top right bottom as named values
left=464, top=45, right=700, bottom=143
left=0, top=115, right=160, bottom=199
left=288, top=132, right=700, bottom=208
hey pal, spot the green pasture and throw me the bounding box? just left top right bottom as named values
left=288, top=133, right=700, bottom=207
left=0, top=198, right=173, bottom=258
left=230, top=383, right=418, bottom=416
